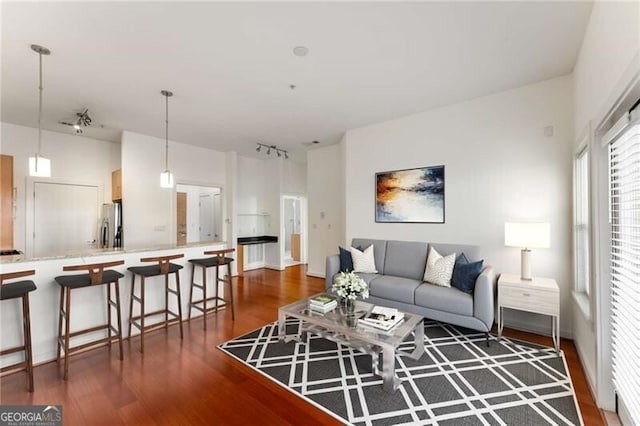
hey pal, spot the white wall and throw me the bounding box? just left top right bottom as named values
left=283, top=159, right=307, bottom=195
left=0, top=122, right=119, bottom=251
left=237, top=155, right=266, bottom=216
left=306, top=142, right=345, bottom=277
left=263, top=158, right=283, bottom=269
left=121, top=130, right=226, bottom=247
left=572, top=0, right=640, bottom=413
left=343, top=76, right=574, bottom=337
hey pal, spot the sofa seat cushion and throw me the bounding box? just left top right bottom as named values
left=414, top=283, right=473, bottom=316
left=369, top=275, right=422, bottom=305
left=354, top=273, right=380, bottom=286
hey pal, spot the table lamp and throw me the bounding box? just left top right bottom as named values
left=504, top=222, right=550, bottom=280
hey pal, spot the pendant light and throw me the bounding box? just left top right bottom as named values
left=160, top=90, right=174, bottom=188
left=29, top=44, right=52, bottom=177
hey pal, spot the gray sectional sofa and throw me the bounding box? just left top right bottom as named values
left=325, top=238, right=497, bottom=340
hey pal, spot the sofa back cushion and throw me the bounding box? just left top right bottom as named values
left=351, top=238, right=387, bottom=274
left=429, top=243, right=481, bottom=263
left=384, top=240, right=429, bottom=280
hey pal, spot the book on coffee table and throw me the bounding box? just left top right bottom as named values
left=309, top=295, right=336, bottom=306
left=359, top=306, right=404, bottom=331
left=309, top=295, right=337, bottom=313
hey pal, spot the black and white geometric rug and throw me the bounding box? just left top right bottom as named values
left=218, top=319, right=583, bottom=425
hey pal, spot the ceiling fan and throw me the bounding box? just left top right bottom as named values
left=58, top=108, right=103, bottom=134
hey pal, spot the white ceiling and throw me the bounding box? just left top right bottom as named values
left=1, top=1, right=593, bottom=161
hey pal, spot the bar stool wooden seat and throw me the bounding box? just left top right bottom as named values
left=1, top=270, right=37, bottom=392
left=127, top=254, right=184, bottom=353
left=54, top=260, right=125, bottom=380
left=188, top=248, right=235, bottom=329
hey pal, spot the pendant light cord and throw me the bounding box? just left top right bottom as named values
left=37, top=51, right=43, bottom=157
left=164, top=92, right=169, bottom=171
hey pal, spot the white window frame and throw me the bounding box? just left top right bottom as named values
left=573, top=126, right=592, bottom=320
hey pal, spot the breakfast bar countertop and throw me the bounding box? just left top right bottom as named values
left=0, top=240, right=228, bottom=264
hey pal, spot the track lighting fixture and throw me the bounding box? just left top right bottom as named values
left=255, top=143, right=289, bottom=160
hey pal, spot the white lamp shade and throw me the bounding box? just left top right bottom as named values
left=504, top=222, right=550, bottom=249
left=160, top=170, right=174, bottom=188
left=28, top=155, right=51, bottom=177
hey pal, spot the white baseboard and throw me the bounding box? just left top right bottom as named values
left=503, top=317, right=573, bottom=340
left=265, top=263, right=285, bottom=271
left=574, top=337, right=598, bottom=401
left=306, top=271, right=325, bottom=278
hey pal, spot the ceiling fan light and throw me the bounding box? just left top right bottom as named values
left=29, top=155, right=51, bottom=177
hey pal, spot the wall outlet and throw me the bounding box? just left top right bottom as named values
left=154, top=225, right=166, bottom=231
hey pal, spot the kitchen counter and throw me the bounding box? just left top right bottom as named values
left=236, top=236, right=278, bottom=277
left=0, top=240, right=227, bottom=264
left=237, top=235, right=278, bottom=245
left=0, top=240, right=230, bottom=368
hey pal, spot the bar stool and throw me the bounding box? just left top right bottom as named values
left=0, top=270, right=36, bottom=392
left=188, top=248, right=235, bottom=329
left=54, top=260, right=125, bottom=380
left=127, top=254, right=184, bottom=353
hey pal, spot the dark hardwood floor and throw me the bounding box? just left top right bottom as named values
left=1, top=266, right=605, bottom=425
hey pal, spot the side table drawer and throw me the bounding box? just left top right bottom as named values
left=500, top=287, right=559, bottom=316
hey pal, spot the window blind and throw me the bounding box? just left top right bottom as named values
left=609, top=120, right=640, bottom=424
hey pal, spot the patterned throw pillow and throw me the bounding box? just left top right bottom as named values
left=423, top=246, right=456, bottom=287
left=350, top=245, right=378, bottom=273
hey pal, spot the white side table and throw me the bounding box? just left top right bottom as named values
left=497, top=273, right=560, bottom=353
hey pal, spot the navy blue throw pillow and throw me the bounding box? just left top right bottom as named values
left=451, top=253, right=484, bottom=294
left=339, top=246, right=362, bottom=272
left=339, top=247, right=353, bottom=272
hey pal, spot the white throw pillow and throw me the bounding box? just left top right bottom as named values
left=423, top=247, right=456, bottom=287
left=350, top=245, right=378, bottom=273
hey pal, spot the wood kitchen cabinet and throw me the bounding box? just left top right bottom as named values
left=112, top=168, right=122, bottom=201
left=291, top=233, right=301, bottom=261
left=1, top=154, right=14, bottom=249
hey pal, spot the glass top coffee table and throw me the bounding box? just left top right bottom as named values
left=278, top=293, right=425, bottom=392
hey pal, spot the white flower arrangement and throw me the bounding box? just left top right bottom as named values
left=332, top=271, right=369, bottom=301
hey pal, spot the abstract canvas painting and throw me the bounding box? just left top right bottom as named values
left=376, top=165, right=445, bottom=223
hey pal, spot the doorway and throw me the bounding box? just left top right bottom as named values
left=283, top=195, right=304, bottom=267
left=175, top=184, right=222, bottom=244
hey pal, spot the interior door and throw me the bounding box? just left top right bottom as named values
left=177, top=192, right=187, bottom=245
left=199, top=193, right=214, bottom=241
left=33, top=182, right=100, bottom=256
